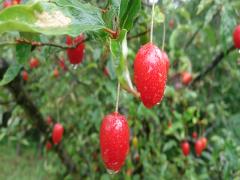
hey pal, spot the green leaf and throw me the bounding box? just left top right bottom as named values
left=0, top=0, right=106, bottom=36
left=197, top=0, right=213, bottom=15
left=120, top=0, right=141, bottom=30
left=16, top=44, right=31, bottom=64
left=154, top=7, right=165, bottom=24
left=0, top=64, right=22, bottom=86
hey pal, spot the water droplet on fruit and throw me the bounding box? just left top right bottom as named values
left=107, top=168, right=119, bottom=175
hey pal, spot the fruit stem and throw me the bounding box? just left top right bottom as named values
left=115, top=81, right=120, bottom=113
left=162, top=22, right=166, bottom=50
left=150, top=2, right=155, bottom=43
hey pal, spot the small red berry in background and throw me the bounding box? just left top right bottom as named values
left=58, top=59, right=67, bottom=71
left=46, top=141, right=52, bottom=151
left=192, top=132, right=198, bottom=139
left=52, top=123, right=64, bottom=145
left=3, top=0, right=12, bottom=8
left=12, top=0, right=21, bottom=5
left=181, top=72, right=192, bottom=85
left=66, top=34, right=85, bottom=65
left=134, top=43, right=169, bottom=108
left=181, top=141, right=190, bottom=156
left=169, top=19, right=174, bottom=29
left=21, top=70, right=28, bottom=81
left=53, top=68, right=59, bottom=78
left=195, top=139, right=203, bottom=156
left=233, top=25, right=240, bottom=49
left=100, top=112, right=130, bottom=174
left=46, top=116, right=53, bottom=126
left=200, top=137, right=207, bottom=150
left=29, top=58, right=39, bottom=69
left=103, top=67, right=110, bottom=77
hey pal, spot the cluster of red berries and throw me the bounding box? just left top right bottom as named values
left=181, top=132, right=208, bottom=157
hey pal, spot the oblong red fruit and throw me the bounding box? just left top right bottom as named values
left=200, top=137, right=207, bottom=150
left=29, top=58, right=39, bottom=69
left=181, top=72, right=192, bottom=85
left=52, top=123, right=64, bottom=145
left=66, top=35, right=85, bottom=65
left=181, top=141, right=190, bottom=156
left=134, top=43, right=169, bottom=108
left=233, top=25, right=240, bottom=49
left=21, top=70, right=28, bottom=81
left=195, top=139, right=203, bottom=156
left=100, top=112, right=130, bottom=173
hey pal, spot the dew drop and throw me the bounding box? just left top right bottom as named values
left=107, top=168, right=119, bottom=175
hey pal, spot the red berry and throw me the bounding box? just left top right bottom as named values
left=66, top=35, right=85, bottom=65
left=53, top=68, right=59, bottom=78
left=12, top=0, right=20, bottom=5
left=200, top=137, right=207, bottom=150
left=192, top=132, right=198, bottom=139
left=21, top=70, right=28, bottom=81
left=233, top=25, right=240, bottom=49
left=181, top=141, right=190, bottom=156
left=195, top=139, right=203, bottom=156
left=52, top=123, right=64, bottom=145
left=181, top=72, right=192, bottom=85
left=3, top=0, right=12, bottom=8
left=46, top=116, right=52, bottom=125
left=46, top=141, right=52, bottom=151
left=134, top=43, right=169, bottom=108
left=58, top=59, right=67, bottom=71
left=100, top=112, right=130, bottom=173
left=169, top=19, right=174, bottom=29
left=29, top=58, right=39, bottom=69
left=104, top=67, right=110, bottom=77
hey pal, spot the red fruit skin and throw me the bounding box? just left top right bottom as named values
left=100, top=112, right=130, bottom=173
left=233, top=25, right=240, bottom=49
left=58, top=59, right=68, bottom=71
left=66, top=35, right=85, bottom=65
left=12, top=0, right=21, bottom=5
left=195, top=139, right=203, bottom=156
left=181, top=72, right=192, bottom=85
left=53, top=68, right=59, bottom=78
left=46, top=141, right=52, bottom=151
left=52, top=123, right=64, bottom=145
left=46, top=116, right=52, bottom=125
left=22, top=70, right=28, bottom=81
left=169, top=19, right=174, bottom=29
left=134, top=43, right=168, bottom=108
left=201, top=137, right=207, bottom=150
left=192, top=132, right=198, bottom=139
left=29, top=58, right=39, bottom=69
left=181, top=141, right=190, bottom=156
left=104, top=67, right=110, bottom=77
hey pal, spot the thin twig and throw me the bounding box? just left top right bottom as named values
left=127, top=29, right=150, bottom=40
left=15, top=38, right=89, bottom=49
left=115, top=81, right=120, bottom=113
left=150, top=3, right=155, bottom=43
left=121, top=84, right=140, bottom=99
left=191, top=45, right=236, bottom=86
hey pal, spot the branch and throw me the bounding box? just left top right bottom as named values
left=184, top=24, right=203, bottom=50
left=0, top=59, right=78, bottom=174
left=191, top=45, right=236, bottom=86
left=15, top=38, right=89, bottom=49
left=127, top=29, right=150, bottom=40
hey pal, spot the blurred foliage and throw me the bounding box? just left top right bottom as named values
left=0, top=0, right=240, bottom=179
